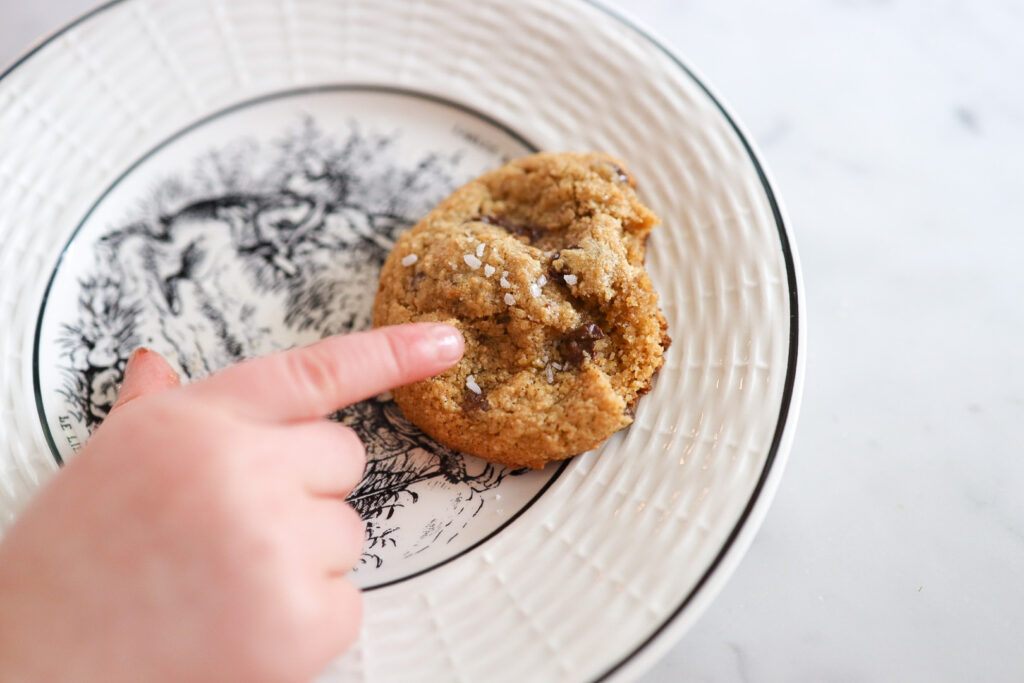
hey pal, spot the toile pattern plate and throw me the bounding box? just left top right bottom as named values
left=0, top=1, right=804, bottom=680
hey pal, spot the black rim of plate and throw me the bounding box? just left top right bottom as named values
left=2, top=1, right=800, bottom=680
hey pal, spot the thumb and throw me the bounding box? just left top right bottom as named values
left=112, top=348, right=181, bottom=411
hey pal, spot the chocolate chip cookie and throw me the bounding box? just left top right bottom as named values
left=372, top=152, right=670, bottom=469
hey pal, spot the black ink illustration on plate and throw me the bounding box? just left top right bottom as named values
left=35, top=91, right=562, bottom=587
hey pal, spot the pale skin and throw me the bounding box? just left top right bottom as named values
left=0, top=323, right=465, bottom=683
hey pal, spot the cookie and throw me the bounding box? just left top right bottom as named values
left=372, top=152, right=670, bottom=469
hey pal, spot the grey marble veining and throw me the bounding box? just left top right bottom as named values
left=3, top=1, right=1023, bottom=681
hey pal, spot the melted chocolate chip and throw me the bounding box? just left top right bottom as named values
left=547, top=250, right=576, bottom=285
left=559, top=323, right=605, bottom=367
left=612, top=165, right=630, bottom=184
left=475, top=215, right=546, bottom=244
left=462, top=391, right=490, bottom=412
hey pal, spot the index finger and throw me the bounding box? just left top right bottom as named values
left=187, top=323, right=464, bottom=421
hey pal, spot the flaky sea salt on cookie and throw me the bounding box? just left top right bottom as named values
left=373, top=152, right=670, bottom=469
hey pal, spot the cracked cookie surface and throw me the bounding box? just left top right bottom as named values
left=372, top=152, right=670, bottom=469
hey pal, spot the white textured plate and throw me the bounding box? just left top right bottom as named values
left=0, top=1, right=804, bottom=680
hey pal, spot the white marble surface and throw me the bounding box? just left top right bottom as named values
left=3, top=1, right=1024, bottom=681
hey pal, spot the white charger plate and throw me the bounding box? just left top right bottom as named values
left=0, top=1, right=805, bottom=680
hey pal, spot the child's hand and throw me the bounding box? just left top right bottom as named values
left=0, top=323, right=464, bottom=683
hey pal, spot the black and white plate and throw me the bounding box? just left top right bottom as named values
left=0, top=1, right=804, bottom=680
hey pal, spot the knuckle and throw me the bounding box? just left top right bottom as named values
left=343, top=504, right=368, bottom=568
left=380, top=328, right=408, bottom=382
left=328, top=424, right=366, bottom=485
left=287, top=346, right=340, bottom=413
left=328, top=579, right=363, bottom=651
left=324, top=501, right=366, bottom=572
left=335, top=424, right=366, bottom=459
left=337, top=579, right=363, bottom=616
left=342, top=503, right=366, bottom=543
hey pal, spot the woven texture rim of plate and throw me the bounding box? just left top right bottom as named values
left=0, top=1, right=804, bottom=680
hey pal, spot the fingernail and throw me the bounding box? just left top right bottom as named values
left=125, top=347, right=148, bottom=371
left=426, top=324, right=464, bottom=364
